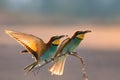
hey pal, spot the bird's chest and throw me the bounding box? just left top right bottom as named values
left=47, top=45, right=57, bottom=53
left=62, top=38, right=81, bottom=52
left=41, top=45, right=57, bottom=61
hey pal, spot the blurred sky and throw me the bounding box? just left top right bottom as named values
left=0, top=0, right=120, bottom=25
left=0, top=0, right=120, bottom=50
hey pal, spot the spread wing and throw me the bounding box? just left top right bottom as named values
left=54, top=38, right=70, bottom=57
left=5, top=30, right=46, bottom=60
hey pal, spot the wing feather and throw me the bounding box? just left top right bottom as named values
left=5, top=30, right=46, bottom=60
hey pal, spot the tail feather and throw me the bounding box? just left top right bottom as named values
left=24, top=61, right=38, bottom=74
left=49, top=55, right=67, bottom=75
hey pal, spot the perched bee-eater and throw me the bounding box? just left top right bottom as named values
left=49, top=30, right=91, bottom=75
left=5, top=30, right=66, bottom=73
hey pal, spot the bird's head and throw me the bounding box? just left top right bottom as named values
left=74, top=30, right=91, bottom=40
left=49, top=35, right=67, bottom=46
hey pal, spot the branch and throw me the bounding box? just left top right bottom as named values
left=32, top=51, right=88, bottom=80
left=70, top=52, right=88, bottom=80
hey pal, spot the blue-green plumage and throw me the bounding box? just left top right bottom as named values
left=62, top=37, right=82, bottom=53
left=24, top=44, right=59, bottom=73
left=24, top=35, right=65, bottom=73
left=50, top=30, right=91, bottom=75
left=41, top=44, right=58, bottom=61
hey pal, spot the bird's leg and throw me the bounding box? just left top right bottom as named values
left=71, top=52, right=88, bottom=80
left=67, top=52, right=70, bottom=54
left=50, top=58, right=55, bottom=62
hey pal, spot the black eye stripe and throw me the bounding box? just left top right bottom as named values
left=52, top=37, right=59, bottom=41
left=52, top=43, right=58, bottom=46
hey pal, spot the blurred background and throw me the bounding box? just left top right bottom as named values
left=0, top=0, right=120, bottom=80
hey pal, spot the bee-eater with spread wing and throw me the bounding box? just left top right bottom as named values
left=49, top=30, right=91, bottom=75
left=5, top=30, right=66, bottom=73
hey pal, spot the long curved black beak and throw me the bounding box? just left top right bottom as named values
left=83, top=30, right=92, bottom=34
left=58, top=35, right=68, bottom=38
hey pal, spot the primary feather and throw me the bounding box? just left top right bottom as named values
left=5, top=30, right=46, bottom=60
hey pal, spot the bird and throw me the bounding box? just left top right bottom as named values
left=49, top=30, right=91, bottom=76
left=5, top=30, right=66, bottom=73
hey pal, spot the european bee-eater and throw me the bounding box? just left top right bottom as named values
left=49, top=30, right=91, bottom=75
left=5, top=30, right=65, bottom=73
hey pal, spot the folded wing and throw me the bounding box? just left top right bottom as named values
left=54, top=38, right=70, bottom=57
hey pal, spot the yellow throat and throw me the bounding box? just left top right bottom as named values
left=52, top=39, right=60, bottom=45
left=76, top=34, right=85, bottom=39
